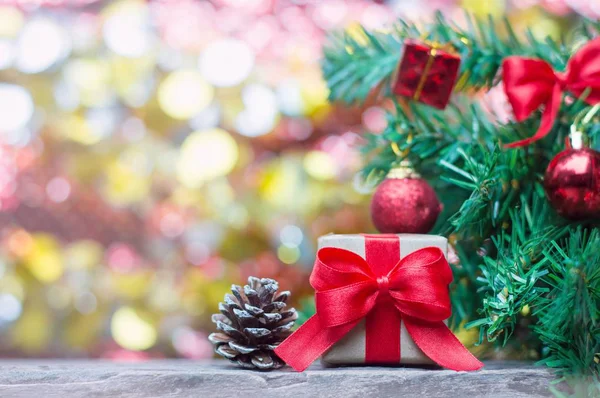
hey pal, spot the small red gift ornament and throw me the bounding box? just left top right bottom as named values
left=392, top=39, right=461, bottom=110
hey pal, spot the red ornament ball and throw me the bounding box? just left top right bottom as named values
left=544, top=147, right=600, bottom=220
left=370, top=177, right=442, bottom=234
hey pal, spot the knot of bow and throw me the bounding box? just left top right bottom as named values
left=310, top=246, right=452, bottom=328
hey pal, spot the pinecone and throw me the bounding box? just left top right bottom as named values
left=209, top=277, right=297, bottom=370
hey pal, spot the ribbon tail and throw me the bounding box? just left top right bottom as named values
left=404, top=318, right=483, bottom=371
left=505, top=83, right=562, bottom=148
left=365, top=302, right=401, bottom=363
left=274, top=314, right=356, bottom=371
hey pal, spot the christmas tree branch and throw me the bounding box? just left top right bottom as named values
left=535, top=229, right=600, bottom=389
left=465, top=193, right=562, bottom=342
left=324, top=11, right=600, bottom=390
left=322, top=27, right=400, bottom=104
left=323, top=11, right=574, bottom=105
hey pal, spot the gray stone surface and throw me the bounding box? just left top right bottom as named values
left=0, top=360, right=556, bottom=398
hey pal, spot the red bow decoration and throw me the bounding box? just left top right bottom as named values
left=502, top=37, right=600, bottom=147
left=275, top=238, right=483, bottom=371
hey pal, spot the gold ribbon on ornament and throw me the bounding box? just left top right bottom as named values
left=411, top=40, right=459, bottom=101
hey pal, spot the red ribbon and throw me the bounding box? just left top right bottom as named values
left=275, top=234, right=483, bottom=372
left=502, top=38, right=600, bottom=148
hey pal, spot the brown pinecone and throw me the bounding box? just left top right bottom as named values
left=209, top=276, right=297, bottom=370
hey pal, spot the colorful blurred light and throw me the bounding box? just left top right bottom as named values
left=530, top=17, right=561, bottom=39
left=121, top=117, right=147, bottom=141
left=23, top=235, right=63, bottom=284
left=0, top=84, right=34, bottom=133
left=16, top=18, right=71, bottom=74
left=111, top=306, right=157, bottom=351
left=259, top=159, right=306, bottom=210
left=148, top=278, right=180, bottom=312
left=462, top=0, right=506, bottom=16
left=0, top=40, right=14, bottom=70
left=112, top=272, right=153, bottom=300
left=159, top=211, right=186, bottom=238
left=103, top=157, right=151, bottom=205
left=63, top=58, right=113, bottom=107
left=300, top=76, right=329, bottom=116
left=0, top=274, right=24, bottom=302
left=158, top=70, right=214, bottom=120
left=59, top=115, right=105, bottom=145
left=184, top=222, right=225, bottom=251
left=199, top=38, right=255, bottom=87
left=236, top=83, right=278, bottom=137
left=103, top=1, right=154, bottom=58
left=277, top=79, right=305, bottom=117
left=279, top=224, right=303, bottom=247
left=185, top=241, right=210, bottom=265
left=567, top=0, right=600, bottom=18
left=189, top=103, right=222, bottom=131
left=362, top=106, right=387, bottom=133
left=171, top=326, right=213, bottom=359
left=11, top=306, right=51, bottom=352
left=64, top=240, right=103, bottom=270
left=46, top=285, right=71, bottom=311
left=1, top=125, right=32, bottom=147
left=107, top=243, right=141, bottom=273
left=0, top=294, right=22, bottom=324
left=54, top=80, right=80, bottom=111
left=286, top=118, right=313, bottom=141
left=312, top=1, right=348, bottom=29
left=303, top=150, right=336, bottom=180
left=0, top=6, right=24, bottom=37
left=112, top=59, right=156, bottom=108
left=360, top=3, right=393, bottom=29
left=74, top=292, right=97, bottom=315
left=6, top=230, right=32, bottom=257
left=102, top=348, right=153, bottom=362
left=46, top=177, right=71, bottom=203
left=176, top=129, right=239, bottom=187
left=277, top=244, right=300, bottom=264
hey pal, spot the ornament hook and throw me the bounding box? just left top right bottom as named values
left=569, top=104, right=600, bottom=149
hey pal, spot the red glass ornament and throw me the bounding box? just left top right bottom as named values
left=392, top=39, right=461, bottom=110
left=370, top=170, right=442, bottom=234
left=544, top=147, right=600, bottom=220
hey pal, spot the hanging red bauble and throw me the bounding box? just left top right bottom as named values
left=544, top=145, right=600, bottom=220
left=370, top=166, right=442, bottom=233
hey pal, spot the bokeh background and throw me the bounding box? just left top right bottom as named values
left=0, top=0, right=596, bottom=360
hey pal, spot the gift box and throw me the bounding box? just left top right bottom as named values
left=392, top=39, right=461, bottom=110
left=275, top=233, right=482, bottom=372
left=319, top=233, right=447, bottom=366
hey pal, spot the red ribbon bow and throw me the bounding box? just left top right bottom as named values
left=275, top=235, right=483, bottom=371
left=502, top=38, right=600, bottom=147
